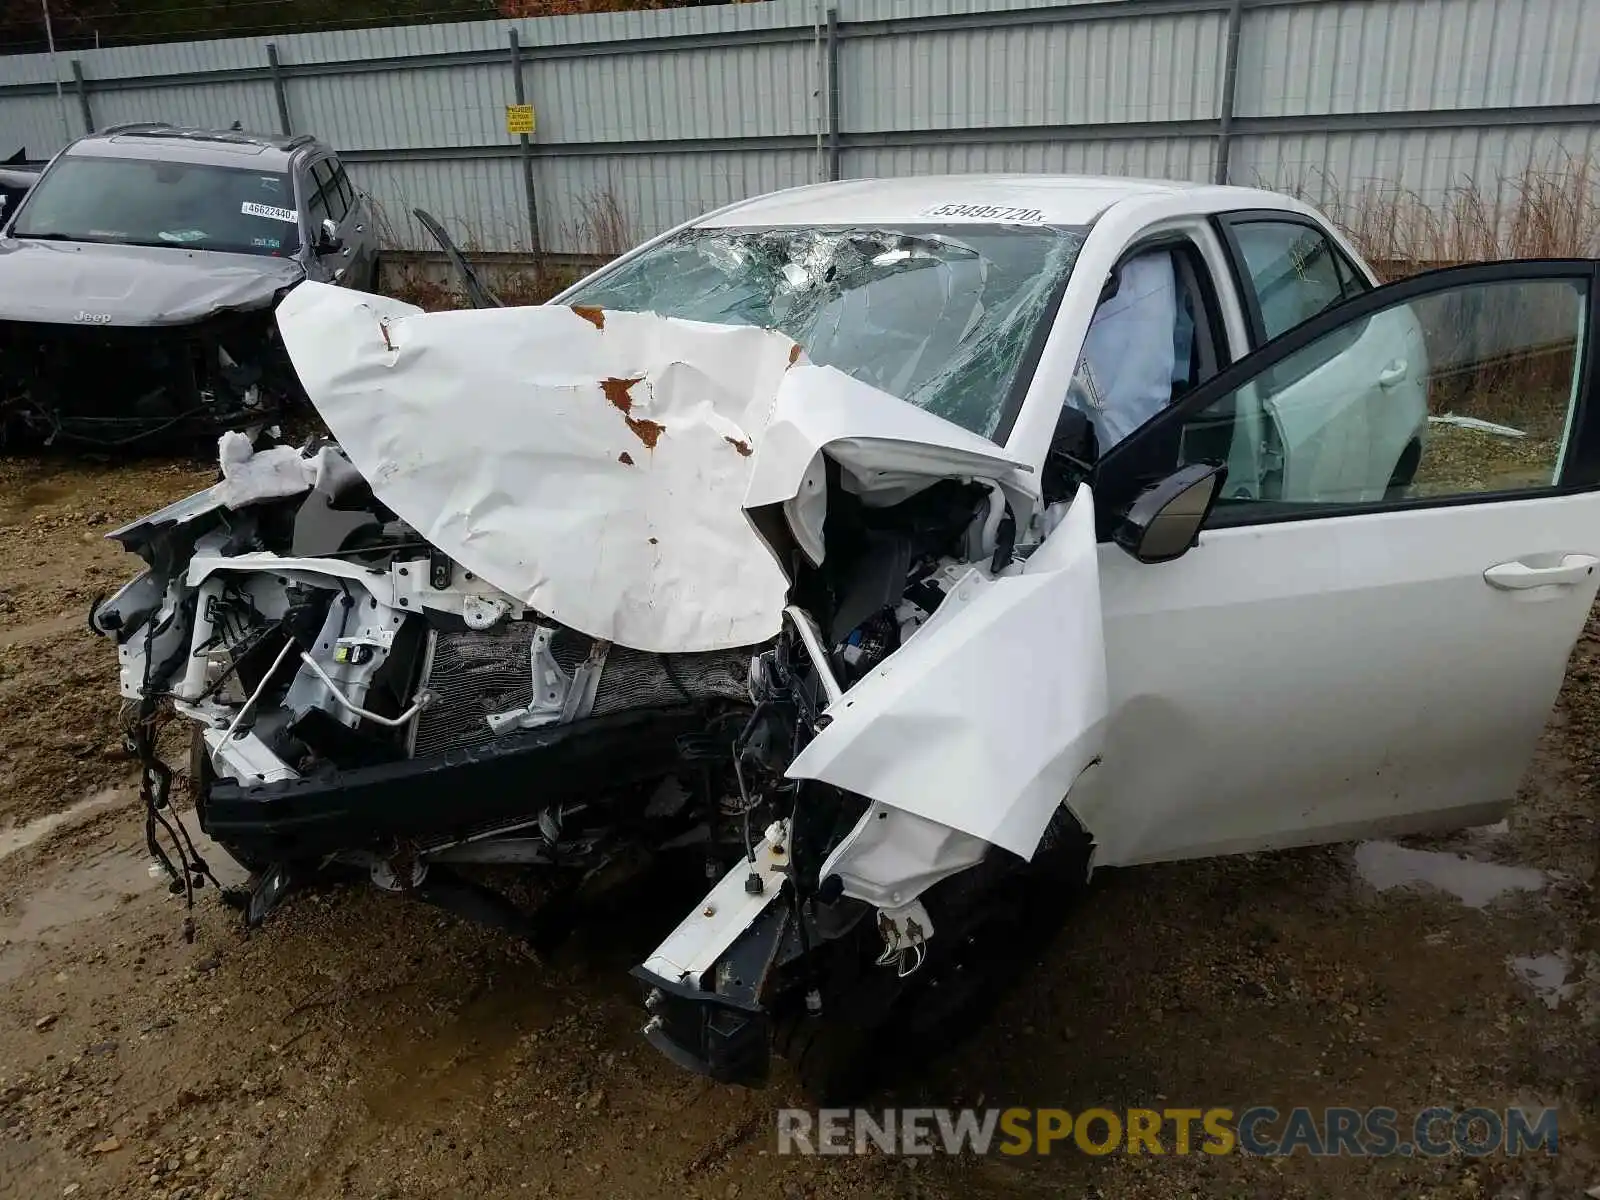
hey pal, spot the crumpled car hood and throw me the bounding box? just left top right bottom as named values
left=276, top=282, right=796, bottom=654
left=275, top=282, right=1035, bottom=655
left=0, top=238, right=303, bottom=325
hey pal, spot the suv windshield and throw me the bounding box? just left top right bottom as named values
left=10, top=155, right=301, bottom=257
left=566, top=224, right=1085, bottom=441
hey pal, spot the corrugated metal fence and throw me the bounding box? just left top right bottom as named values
left=0, top=0, right=1597, bottom=255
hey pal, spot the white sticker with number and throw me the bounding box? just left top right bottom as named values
left=919, top=203, right=1047, bottom=223
left=241, top=201, right=299, bottom=224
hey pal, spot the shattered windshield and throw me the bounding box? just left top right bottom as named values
left=11, top=156, right=302, bottom=257
left=566, top=224, right=1086, bottom=441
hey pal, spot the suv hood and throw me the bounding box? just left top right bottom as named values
left=0, top=237, right=303, bottom=325
left=274, top=282, right=1035, bottom=655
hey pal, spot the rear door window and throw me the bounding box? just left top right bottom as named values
left=311, top=160, right=347, bottom=223
left=306, top=178, right=330, bottom=231
left=330, top=159, right=356, bottom=215
left=1222, top=217, right=1370, bottom=344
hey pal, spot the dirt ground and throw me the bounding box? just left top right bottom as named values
left=1, top=454, right=1597, bottom=1200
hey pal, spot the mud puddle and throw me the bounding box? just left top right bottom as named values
left=1351, top=839, right=1549, bottom=907
left=0, top=787, right=125, bottom=860
left=1508, top=950, right=1579, bottom=1010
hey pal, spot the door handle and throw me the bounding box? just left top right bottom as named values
left=1378, top=360, right=1407, bottom=388
left=1484, top=554, right=1599, bottom=590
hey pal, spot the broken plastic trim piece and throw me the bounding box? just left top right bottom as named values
left=782, top=606, right=842, bottom=707
left=820, top=801, right=988, bottom=909
left=1429, top=413, right=1528, bottom=439
left=245, top=863, right=295, bottom=926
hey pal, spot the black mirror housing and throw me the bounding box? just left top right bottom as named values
left=1114, top=462, right=1227, bottom=564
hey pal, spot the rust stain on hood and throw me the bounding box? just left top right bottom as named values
left=571, top=305, right=605, bottom=330
left=626, top=416, right=666, bottom=449
left=602, top=376, right=641, bottom=413
left=724, top=436, right=753, bottom=457
left=604, top=377, right=664, bottom=448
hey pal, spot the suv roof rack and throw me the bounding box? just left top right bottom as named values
left=98, top=121, right=175, bottom=135
left=97, top=122, right=306, bottom=149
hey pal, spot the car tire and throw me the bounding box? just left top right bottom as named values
left=1384, top=439, right=1422, bottom=501
left=775, top=804, right=1093, bottom=1104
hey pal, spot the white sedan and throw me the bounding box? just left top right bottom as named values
left=93, top=174, right=1600, bottom=1100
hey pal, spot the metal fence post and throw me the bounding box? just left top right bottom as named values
left=1213, top=0, right=1244, bottom=185
left=508, top=28, right=542, bottom=257
left=266, top=43, right=292, bottom=135
left=826, top=7, right=841, bottom=181
left=69, top=59, right=93, bottom=134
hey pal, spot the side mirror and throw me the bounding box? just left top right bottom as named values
left=314, top=218, right=343, bottom=256
left=1114, top=462, right=1227, bottom=564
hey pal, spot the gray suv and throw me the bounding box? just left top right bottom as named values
left=0, top=123, right=379, bottom=449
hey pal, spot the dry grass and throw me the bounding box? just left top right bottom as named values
left=371, top=186, right=633, bottom=313
left=374, top=160, right=1598, bottom=318
left=381, top=259, right=587, bottom=312
left=1286, top=154, right=1600, bottom=280
left=561, top=186, right=634, bottom=260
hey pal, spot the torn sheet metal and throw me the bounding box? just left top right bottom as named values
left=274, top=282, right=796, bottom=654
left=784, top=487, right=1107, bottom=860
left=745, top=363, right=1036, bottom=566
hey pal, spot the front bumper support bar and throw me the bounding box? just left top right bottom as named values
left=202, top=705, right=704, bottom=862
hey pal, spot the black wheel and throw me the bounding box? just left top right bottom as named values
left=1384, top=439, right=1422, bottom=501
left=776, top=805, right=1093, bottom=1104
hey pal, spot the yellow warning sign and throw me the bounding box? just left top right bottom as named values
left=505, top=104, right=536, bottom=135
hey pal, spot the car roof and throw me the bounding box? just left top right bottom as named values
left=695, top=173, right=1288, bottom=228
left=62, top=124, right=319, bottom=170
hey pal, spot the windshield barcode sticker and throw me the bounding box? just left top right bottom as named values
left=920, top=203, right=1046, bottom=223
left=242, top=201, right=299, bottom=224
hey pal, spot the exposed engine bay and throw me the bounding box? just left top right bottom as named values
left=92, top=285, right=1107, bottom=1098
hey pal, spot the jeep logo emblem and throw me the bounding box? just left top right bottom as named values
left=74, top=310, right=112, bottom=324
